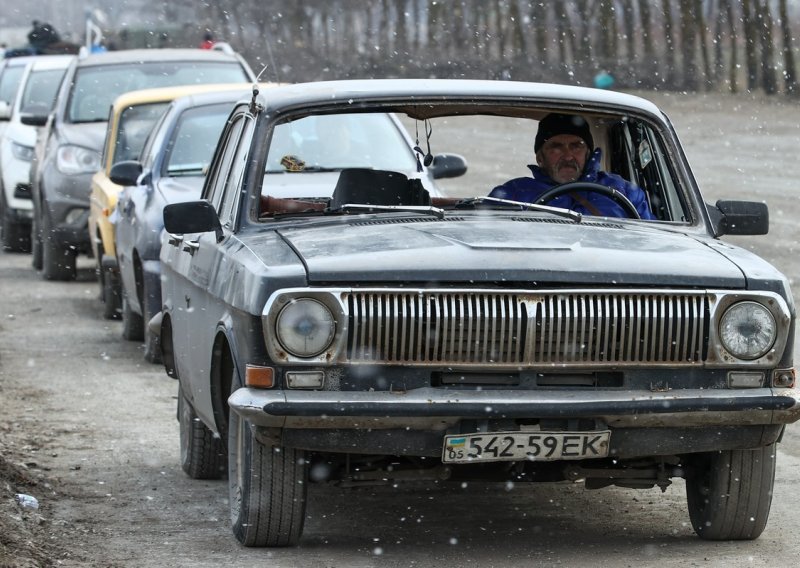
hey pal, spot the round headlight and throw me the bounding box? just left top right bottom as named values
left=719, top=301, right=776, bottom=360
left=275, top=298, right=336, bottom=357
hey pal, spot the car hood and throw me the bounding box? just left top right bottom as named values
left=270, top=217, right=749, bottom=287
left=59, top=121, right=107, bottom=151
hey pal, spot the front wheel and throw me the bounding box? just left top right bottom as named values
left=685, top=446, right=776, bottom=540
left=228, top=403, right=307, bottom=547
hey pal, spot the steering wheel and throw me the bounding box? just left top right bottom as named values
left=534, top=181, right=641, bottom=219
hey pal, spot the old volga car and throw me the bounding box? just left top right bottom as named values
left=158, top=79, right=799, bottom=547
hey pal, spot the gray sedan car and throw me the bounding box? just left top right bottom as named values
left=159, top=79, right=798, bottom=547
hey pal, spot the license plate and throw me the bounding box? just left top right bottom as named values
left=442, top=431, right=611, bottom=464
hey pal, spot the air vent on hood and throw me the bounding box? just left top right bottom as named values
left=352, top=216, right=466, bottom=227
left=510, top=217, right=623, bottom=229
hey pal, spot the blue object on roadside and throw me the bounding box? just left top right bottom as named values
left=594, top=72, right=615, bottom=90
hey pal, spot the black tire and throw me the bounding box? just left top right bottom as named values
left=142, top=279, right=162, bottom=364
left=685, top=446, right=776, bottom=540
left=30, top=214, right=43, bottom=270
left=178, top=388, right=225, bottom=479
left=228, top=381, right=307, bottom=547
left=121, top=292, right=144, bottom=341
left=100, top=267, right=122, bottom=320
left=2, top=218, right=32, bottom=253
left=41, top=213, right=76, bottom=281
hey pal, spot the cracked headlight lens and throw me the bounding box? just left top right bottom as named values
left=719, top=301, right=776, bottom=360
left=275, top=298, right=335, bottom=357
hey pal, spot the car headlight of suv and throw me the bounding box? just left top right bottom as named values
left=56, top=144, right=101, bottom=175
left=11, top=142, right=35, bottom=162
left=719, top=301, right=777, bottom=360
left=275, top=298, right=336, bottom=357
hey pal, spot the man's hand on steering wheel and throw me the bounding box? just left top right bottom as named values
left=533, top=181, right=641, bottom=219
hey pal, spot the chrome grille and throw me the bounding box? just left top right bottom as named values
left=344, top=291, right=709, bottom=367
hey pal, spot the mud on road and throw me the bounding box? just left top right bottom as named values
left=3, top=91, right=800, bottom=567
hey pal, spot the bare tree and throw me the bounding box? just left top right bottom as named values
left=661, top=0, right=678, bottom=87
left=779, top=0, right=798, bottom=94
left=755, top=0, right=777, bottom=94
left=742, top=0, right=760, bottom=91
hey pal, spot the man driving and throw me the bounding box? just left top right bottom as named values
left=489, top=113, right=655, bottom=219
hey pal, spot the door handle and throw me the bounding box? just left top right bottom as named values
left=182, top=241, right=199, bottom=255
left=167, top=234, right=183, bottom=247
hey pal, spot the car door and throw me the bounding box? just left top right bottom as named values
left=165, top=110, right=254, bottom=429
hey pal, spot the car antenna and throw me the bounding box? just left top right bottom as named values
left=249, top=66, right=269, bottom=114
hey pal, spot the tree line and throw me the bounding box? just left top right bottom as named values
left=165, top=1, right=796, bottom=94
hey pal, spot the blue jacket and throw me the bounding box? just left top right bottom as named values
left=488, top=149, right=655, bottom=220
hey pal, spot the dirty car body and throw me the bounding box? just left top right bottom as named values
left=159, top=79, right=799, bottom=547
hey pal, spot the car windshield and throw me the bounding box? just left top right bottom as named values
left=257, top=109, right=688, bottom=224
left=67, top=61, right=249, bottom=123
left=266, top=113, right=417, bottom=173
left=19, top=68, right=69, bottom=115
left=0, top=65, right=25, bottom=105
left=114, top=102, right=171, bottom=163
left=164, top=102, right=232, bottom=176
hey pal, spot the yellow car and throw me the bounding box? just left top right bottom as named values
left=89, top=83, right=253, bottom=319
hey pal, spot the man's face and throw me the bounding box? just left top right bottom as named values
left=536, top=134, right=589, bottom=184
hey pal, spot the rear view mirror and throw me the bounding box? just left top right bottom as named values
left=0, top=101, right=10, bottom=121
left=430, top=153, right=468, bottom=179
left=164, top=200, right=223, bottom=242
left=110, top=161, right=143, bottom=186
left=709, top=200, right=769, bottom=236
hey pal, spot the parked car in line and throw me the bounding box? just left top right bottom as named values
left=0, top=54, right=73, bottom=251
left=89, top=83, right=256, bottom=322
left=23, top=48, right=255, bottom=280
left=0, top=56, right=33, bottom=139
left=110, top=85, right=460, bottom=364
left=159, top=79, right=798, bottom=547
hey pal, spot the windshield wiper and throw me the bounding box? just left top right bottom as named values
left=329, top=203, right=445, bottom=219
left=469, top=196, right=582, bottom=222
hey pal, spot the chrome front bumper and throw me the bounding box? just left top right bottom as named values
left=228, top=386, right=800, bottom=430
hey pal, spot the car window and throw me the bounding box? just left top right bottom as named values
left=265, top=113, right=417, bottom=173
left=205, top=113, right=247, bottom=211
left=218, top=117, right=255, bottom=227
left=163, top=102, right=231, bottom=177
left=67, top=61, right=250, bottom=123
left=0, top=64, right=25, bottom=105
left=113, top=102, right=171, bottom=164
left=18, top=67, right=68, bottom=115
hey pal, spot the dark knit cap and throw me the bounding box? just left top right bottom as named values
left=534, top=113, right=594, bottom=153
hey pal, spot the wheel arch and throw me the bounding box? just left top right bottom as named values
left=210, top=322, right=241, bottom=445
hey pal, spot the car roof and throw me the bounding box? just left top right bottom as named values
left=109, top=82, right=258, bottom=113
left=166, top=82, right=281, bottom=111
left=73, top=48, right=247, bottom=68
left=253, top=79, right=665, bottom=121
left=1, top=55, right=40, bottom=68
left=27, top=54, right=75, bottom=71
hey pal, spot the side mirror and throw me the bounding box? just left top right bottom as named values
left=163, top=200, right=223, bottom=242
left=0, top=101, right=10, bottom=121
left=429, top=153, right=468, bottom=180
left=20, top=113, right=48, bottom=127
left=710, top=200, right=769, bottom=236
left=109, top=160, right=143, bottom=186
